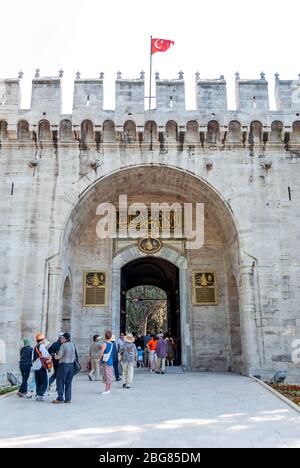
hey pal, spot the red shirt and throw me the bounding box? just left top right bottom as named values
left=147, top=339, right=157, bottom=352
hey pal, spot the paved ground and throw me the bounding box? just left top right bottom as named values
left=0, top=370, right=300, bottom=448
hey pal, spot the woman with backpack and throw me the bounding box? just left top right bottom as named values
left=32, top=333, right=52, bottom=401
left=99, top=330, right=115, bottom=395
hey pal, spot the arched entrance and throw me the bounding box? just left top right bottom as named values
left=111, top=246, right=189, bottom=368
left=228, top=275, right=243, bottom=374
left=120, top=257, right=181, bottom=364
left=45, top=165, right=254, bottom=375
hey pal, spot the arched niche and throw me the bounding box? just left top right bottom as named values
left=17, top=120, right=30, bottom=141
left=103, top=120, right=116, bottom=143
left=166, top=120, right=178, bottom=143
left=144, top=121, right=158, bottom=143
left=291, top=121, right=300, bottom=142
left=81, top=120, right=94, bottom=147
left=185, top=121, right=199, bottom=145
left=249, top=121, right=262, bottom=144
left=0, top=120, right=8, bottom=141
left=59, top=120, right=73, bottom=142
left=228, top=120, right=241, bottom=144
left=270, top=121, right=283, bottom=143
left=124, top=120, right=136, bottom=143
left=38, top=120, right=51, bottom=141
left=207, top=120, right=219, bottom=144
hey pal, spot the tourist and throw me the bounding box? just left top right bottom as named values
left=116, top=332, right=125, bottom=377
left=111, top=335, right=121, bottom=381
left=155, top=333, right=167, bottom=374
left=144, top=331, right=151, bottom=348
left=88, top=335, right=101, bottom=382
left=52, top=333, right=76, bottom=404
left=17, top=338, right=33, bottom=397
left=99, top=330, right=115, bottom=395
left=137, top=346, right=144, bottom=368
left=143, top=331, right=151, bottom=367
left=32, top=333, right=51, bottom=401
left=116, top=333, right=125, bottom=352
left=120, top=333, right=137, bottom=389
left=133, top=334, right=141, bottom=351
left=136, top=335, right=144, bottom=349
left=48, top=333, right=64, bottom=389
left=147, top=334, right=158, bottom=372
left=166, top=334, right=175, bottom=367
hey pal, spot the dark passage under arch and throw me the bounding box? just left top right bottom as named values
left=120, top=257, right=181, bottom=363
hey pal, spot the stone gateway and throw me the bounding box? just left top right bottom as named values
left=0, top=70, right=299, bottom=384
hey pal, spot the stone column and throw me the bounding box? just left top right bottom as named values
left=180, top=267, right=192, bottom=369
left=44, top=257, right=62, bottom=342
left=239, top=264, right=262, bottom=375
left=111, top=265, right=121, bottom=337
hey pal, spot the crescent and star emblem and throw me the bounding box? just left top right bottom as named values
left=154, top=39, right=164, bottom=50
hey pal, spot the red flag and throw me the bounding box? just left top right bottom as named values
left=151, top=38, right=175, bottom=55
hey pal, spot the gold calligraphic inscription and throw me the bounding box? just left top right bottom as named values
left=138, top=237, right=162, bottom=254
left=193, top=272, right=217, bottom=305
left=117, top=210, right=182, bottom=235
left=84, top=272, right=106, bottom=307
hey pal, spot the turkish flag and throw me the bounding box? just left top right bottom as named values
left=151, top=38, right=175, bottom=55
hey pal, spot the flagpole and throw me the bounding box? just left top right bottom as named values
left=149, top=35, right=152, bottom=110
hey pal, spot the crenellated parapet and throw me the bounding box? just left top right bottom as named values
left=73, top=76, right=104, bottom=112
left=236, top=73, right=269, bottom=111
left=196, top=74, right=227, bottom=111
left=275, top=74, right=300, bottom=111
left=1, top=70, right=300, bottom=149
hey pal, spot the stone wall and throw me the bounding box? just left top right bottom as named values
left=0, top=72, right=300, bottom=383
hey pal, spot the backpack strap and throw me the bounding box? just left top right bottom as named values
left=35, top=345, right=42, bottom=359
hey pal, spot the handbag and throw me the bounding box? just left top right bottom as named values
left=73, top=346, right=81, bottom=376
left=35, top=346, right=53, bottom=370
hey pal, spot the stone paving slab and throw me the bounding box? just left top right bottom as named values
left=0, top=371, right=299, bottom=448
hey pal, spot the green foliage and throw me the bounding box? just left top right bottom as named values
left=0, top=386, right=19, bottom=396
left=126, top=286, right=168, bottom=335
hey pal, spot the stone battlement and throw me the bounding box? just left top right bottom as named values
left=1, top=71, right=300, bottom=148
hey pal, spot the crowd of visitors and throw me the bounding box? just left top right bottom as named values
left=16, top=330, right=180, bottom=401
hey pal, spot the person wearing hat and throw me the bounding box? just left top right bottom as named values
left=155, top=333, right=167, bottom=375
left=88, top=334, right=102, bottom=382
left=17, top=338, right=33, bottom=397
left=52, top=333, right=76, bottom=404
left=32, top=333, right=51, bottom=401
left=48, top=333, right=64, bottom=389
left=110, top=335, right=121, bottom=382
left=119, top=333, right=137, bottom=389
